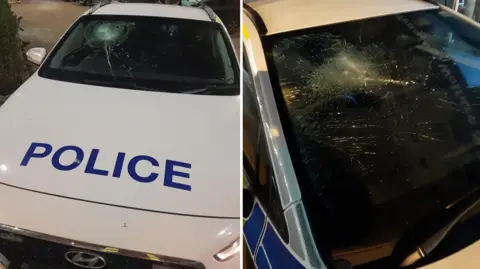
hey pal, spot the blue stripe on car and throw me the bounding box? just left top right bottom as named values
left=262, top=222, right=306, bottom=269
left=255, top=245, right=272, bottom=269
left=244, top=202, right=266, bottom=254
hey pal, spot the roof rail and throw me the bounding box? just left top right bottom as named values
left=188, top=0, right=216, bottom=22
left=88, top=0, right=113, bottom=15
left=201, top=5, right=217, bottom=22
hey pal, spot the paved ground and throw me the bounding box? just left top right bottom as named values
left=11, top=0, right=240, bottom=55
left=12, top=0, right=88, bottom=50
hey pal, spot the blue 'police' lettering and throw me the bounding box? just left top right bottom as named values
left=85, top=148, right=108, bottom=176
left=164, top=159, right=192, bottom=191
left=51, top=145, right=84, bottom=171
left=20, top=142, right=53, bottom=166
left=128, top=155, right=159, bottom=183
left=20, top=142, right=52, bottom=166
left=20, top=142, right=192, bottom=191
left=112, top=152, right=126, bottom=178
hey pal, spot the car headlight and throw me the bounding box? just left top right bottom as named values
left=213, top=238, right=240, bottom=262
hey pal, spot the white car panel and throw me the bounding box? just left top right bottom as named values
left=248, top=0, right=438, bottom=35
left=0, top=74, right=240, bottom=219
left=92, top=3, right=211, bottom=22
left=0, top=181, right=239, bottom=269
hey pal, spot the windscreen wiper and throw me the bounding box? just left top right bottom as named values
left=82, top=79, right=159, bottom=92
left=391, top=186, right=480, bottom=267
left=183, top=84, right=239, bottom=95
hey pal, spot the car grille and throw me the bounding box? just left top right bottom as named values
left=0, top=225, right=204, bottom=269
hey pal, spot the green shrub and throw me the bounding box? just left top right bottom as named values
left=0, top=0, right=29, bottom=95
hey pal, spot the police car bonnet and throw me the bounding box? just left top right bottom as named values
left=0, top=76, right=240, bottom=219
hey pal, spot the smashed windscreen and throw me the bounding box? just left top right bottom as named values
left=38, top=15, right=238, bottom=95
left=264, top=9, right=480, bottom=265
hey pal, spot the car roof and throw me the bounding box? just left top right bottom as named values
left=92, top=3, right=212, bottom=22
left=246, top=0, right=439, bottom=35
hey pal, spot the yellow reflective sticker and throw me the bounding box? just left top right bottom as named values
left=270, top=128, right=280, bottom=137
left=216, top=16, right=222, bottom=23
left=242, top=24, right=250, bottom=40
left=147, top=254, right=160, bottom=261
left=103, top=247, right=119, bottom=253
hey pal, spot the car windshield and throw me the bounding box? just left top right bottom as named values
left=38, top=15, right=238, bottom=95
left=263, top=8, right=480, bottom=267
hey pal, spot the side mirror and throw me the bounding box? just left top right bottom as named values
left=25, top=47, right=47, bottom=65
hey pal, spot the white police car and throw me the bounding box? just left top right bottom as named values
left=0, top=1, right=240, bottom=269
left=243, top=0, right=480, bottom=268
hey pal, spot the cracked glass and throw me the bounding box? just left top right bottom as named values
left=262, top=9, right=480, bottom=266
left=38, top=15, right=238, bottom=95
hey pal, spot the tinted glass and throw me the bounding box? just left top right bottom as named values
left=39, top=15, right=238, bottom=95
left=263, top=9, right=480, bottom=266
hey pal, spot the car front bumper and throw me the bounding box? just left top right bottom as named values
left=0, top=223, right=204, bottom=269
